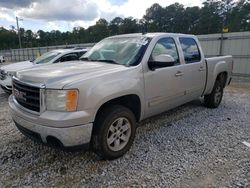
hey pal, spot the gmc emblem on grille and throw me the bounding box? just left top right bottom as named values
left=14, top=89, right=26, bottom=101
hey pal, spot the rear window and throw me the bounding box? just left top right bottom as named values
left=179, top=38, right=201, bottom=63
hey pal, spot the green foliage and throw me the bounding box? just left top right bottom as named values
left=0, top=0, right=249, bottom=50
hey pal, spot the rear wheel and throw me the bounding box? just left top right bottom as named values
left=204, top=80, right=223, bottom=108
left=92, top=105, right=136, bottom=160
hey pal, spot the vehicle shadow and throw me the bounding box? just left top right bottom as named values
left=139, top=99, right=204, bottom=128
left=0, top=91, right=10, bottom=106
left=0, top=98, right=224, bottom=186
left=1, top=99, right=205, bottom=160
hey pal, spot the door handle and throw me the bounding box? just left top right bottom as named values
left=175, top=71, right=184, bottom=77
left=199, top=67, right=205, bottom=72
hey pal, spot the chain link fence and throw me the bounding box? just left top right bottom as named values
left=199, top=31, right=250, bottom=76
left=0, top=43, right=95, bottom=62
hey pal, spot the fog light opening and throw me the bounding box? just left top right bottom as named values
left=46, top=136, right=63, bottom=147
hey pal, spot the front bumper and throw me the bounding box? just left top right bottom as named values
left=9, top=95, right=93, bottom=147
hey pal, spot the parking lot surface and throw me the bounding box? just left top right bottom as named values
left=0, top=78, right=249, bottom=187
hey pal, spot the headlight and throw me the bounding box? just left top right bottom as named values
left=45, top=89, right=78, bottom=112
left=7, top=71, right=15, bottom=77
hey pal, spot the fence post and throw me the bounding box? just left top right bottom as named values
left=39, top=47, right=41, bottom=57
left=32, top=48, right=34, bottom=60
left=18, top=49, right=20, bottom=61
left=28, top=48, right=30, bottom=60
left=14, top=49, right=16, bottom=61
left=22, top=49, right=24, bottom=61
left=219, top=32, right=224, bottom=56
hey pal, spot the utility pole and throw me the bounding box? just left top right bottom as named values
left=16, top=16, right=22, bottom=49
left=219, top=16, right=226, bottom=56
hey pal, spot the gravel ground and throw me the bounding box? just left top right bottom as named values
left=0, top=78, right=250, bottom=187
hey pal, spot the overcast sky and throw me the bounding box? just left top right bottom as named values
left=0, top=0, right=203, bottom=32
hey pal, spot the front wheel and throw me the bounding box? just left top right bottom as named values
left=204, top=80, right=224, bottom=108
left=92, top=105, right=137, bottom=160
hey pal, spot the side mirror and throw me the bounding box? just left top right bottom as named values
left=148, top=54, right=175, bottom=70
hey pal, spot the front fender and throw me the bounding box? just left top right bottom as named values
left=85, top=77, right=144, bottom=120
left=63, top=66, right=145, bottom=122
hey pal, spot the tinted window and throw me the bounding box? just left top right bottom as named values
left=78, top=51, right=87, bottom=57
left=151, top=38, right=179, bottom=64
left=60, top=53, right=78, bottom=62
left=179, top=38, right=201, bottom=63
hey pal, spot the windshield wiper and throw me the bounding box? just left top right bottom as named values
left=96, top=59, right=117, bottom=64
left=80, top=57, right=93, bottom=61
left=81, top=58, right=129, bottom=67
left=96, top=59, right=126, bottom=66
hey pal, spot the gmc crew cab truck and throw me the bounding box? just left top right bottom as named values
left=9, top=33, right=233, bottom=159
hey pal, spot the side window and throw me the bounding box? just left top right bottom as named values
left=151, top=38, right=179, bottom=64
left=78, top=51, right=87, bottom=58
left=60, top=53, right=78, bottom=62
left=179, top=38, right=201, bottom=63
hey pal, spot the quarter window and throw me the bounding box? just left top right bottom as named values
left=151, top=37, right=179, bottom=64
left=179, top=38, right=201, bottom=63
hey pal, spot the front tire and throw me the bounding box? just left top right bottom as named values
left=92, top=105, right=137, bottom=160
left=204, top=80, right=224, bottom=108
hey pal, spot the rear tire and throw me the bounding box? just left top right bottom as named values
left=92, top=105, right=137, bottom=160
left=204, top=80, right=224, bottom=108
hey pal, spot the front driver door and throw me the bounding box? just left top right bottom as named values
left=144, top=37, right=186, bottom=118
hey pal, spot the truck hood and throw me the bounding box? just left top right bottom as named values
left=17, top=61, right=127, bottom=89
left=0, top=61, right=33, bottom=72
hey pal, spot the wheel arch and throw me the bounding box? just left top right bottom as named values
left=215, top=71, right=228, bottom=88
left=94, top=94, right=142, bottom=123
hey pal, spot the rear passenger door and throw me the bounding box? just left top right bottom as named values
left=179, top=37, right=206, bottom=100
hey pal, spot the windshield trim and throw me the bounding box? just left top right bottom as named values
left=130, top=37, right=152, bottom=66
left=81, top=36, right=151, bottom=67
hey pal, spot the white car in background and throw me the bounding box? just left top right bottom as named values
left=0, top=55, right=5, bottom=63
left=0, top=48, right=88, bottom=93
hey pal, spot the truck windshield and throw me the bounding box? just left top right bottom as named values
left=33, top=51, right=60, bottom=64
left=80, top=36, right=150, bottom=66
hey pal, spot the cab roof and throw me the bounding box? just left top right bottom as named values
left=108, top=32, right=196, bottom=39
left=51, top=48, right=89, bottom=54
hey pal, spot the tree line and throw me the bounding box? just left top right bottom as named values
left=0, top=0, right=249, bottom=50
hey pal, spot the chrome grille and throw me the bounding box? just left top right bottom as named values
left=13, top=79, right=40, bottom=112
left=0, top=69, right=6, bottom=80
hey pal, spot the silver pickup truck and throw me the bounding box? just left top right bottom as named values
left=9, top=33, right=233, bottom=159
